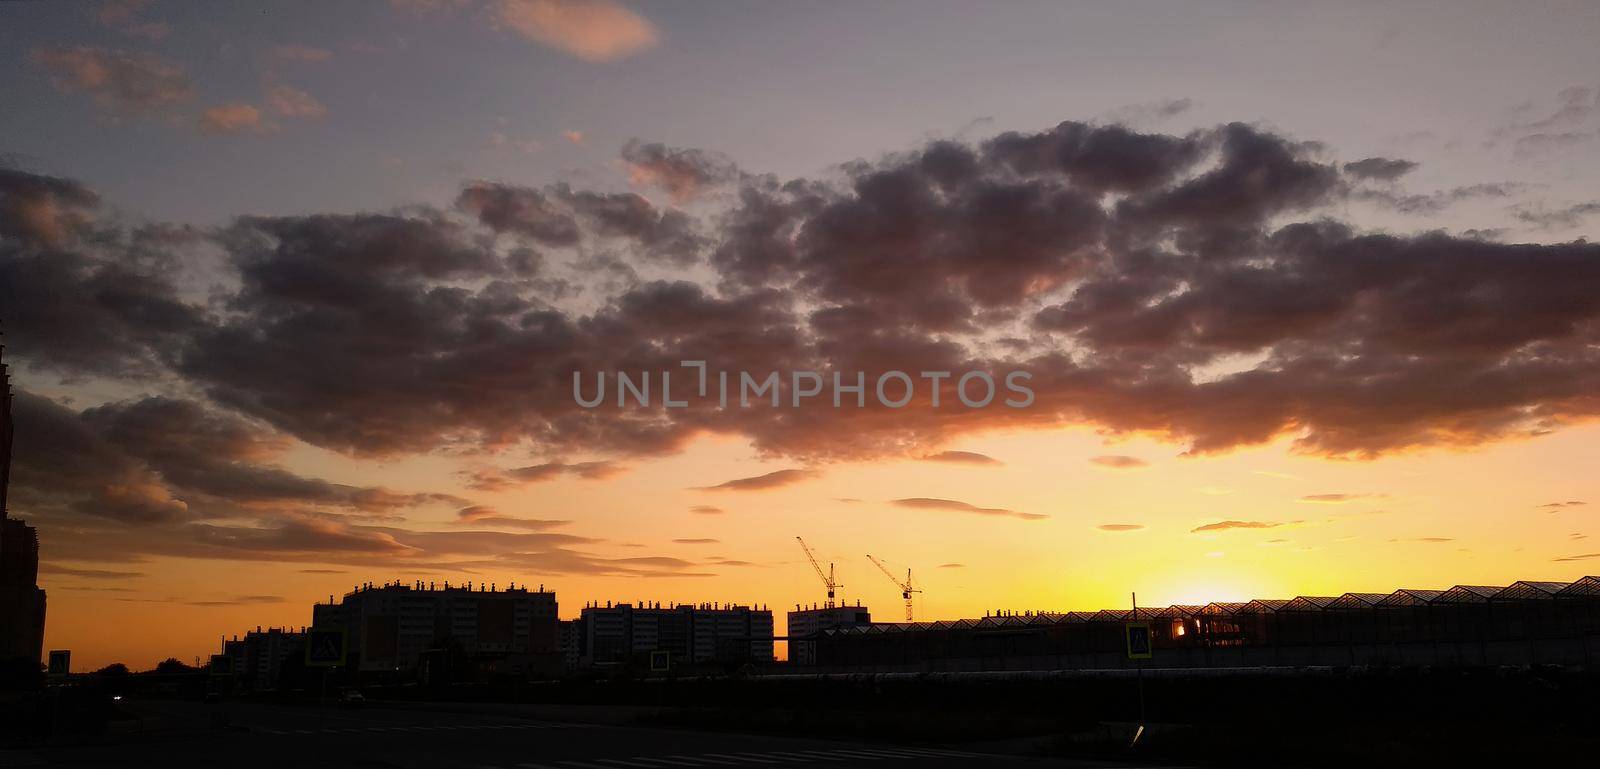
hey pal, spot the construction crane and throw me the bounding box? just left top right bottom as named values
left=796, top=537, right=842, bottom=608
left=867, top=554, right=922, bottom=621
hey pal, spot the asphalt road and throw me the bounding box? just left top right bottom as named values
left=1, top=700, right=1155, bottom=769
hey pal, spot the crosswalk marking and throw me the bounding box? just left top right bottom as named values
left=593, top=759, right=668, bottom=768
left=701, top=755, right=781, bottom=765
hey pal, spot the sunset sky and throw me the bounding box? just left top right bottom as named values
left=3, top=0, right=1600, bottom=671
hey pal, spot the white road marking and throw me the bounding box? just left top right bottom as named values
left=700, top=755, right=781, bottom=765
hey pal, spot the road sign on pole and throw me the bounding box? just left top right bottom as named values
left=649, top=650, right=670, bottom=672
left=305, top=628, right=347, bottom=667
left=47, top=650, right=70, bottom=678
left=1125, top=621, right=1153, bottom=660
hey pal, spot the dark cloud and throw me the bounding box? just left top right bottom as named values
left=1353, top=182, right=1529, bottom=216
left=1539, top=500, right=1587, bottom=510
left=920, top=450, right=1001, bottom=465
left=688, top=505, right=724, bottom=515
left=621, top=140, right=740, bottom=202
left=1515, top=201, right=1600, bottom=230
left=8, top=115, right=1600, bottom=486
left=1343, top=157, right=1419, bottom=181
left=1, top=167, right=205, bottom=377
left=1096, top=523, right=1145, bottom=531
left=694, top=469, right=817, bottom=492
left=1090, top=455, right=1148, bottom=469
left=938, top=562, right=964, bottom=568
left=672, top=538, right=719, bottom=545
left=890, top=497, right=1046, bottom=520
left=39, top=564, right=144, bottom=579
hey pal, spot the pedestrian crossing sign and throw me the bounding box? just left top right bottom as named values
left=305, top=628, right=347, bottom=667
left=1125, top=622, right=1153, bottom=660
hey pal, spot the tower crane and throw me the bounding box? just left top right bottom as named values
left=796, top=537, right=842, bottom=609
left=868, top=554, right=922, bottom=621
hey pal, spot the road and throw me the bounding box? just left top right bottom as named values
left=0, top=699, right=1155, bottom=769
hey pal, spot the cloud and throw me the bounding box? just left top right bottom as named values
left=273, top=44, right=334, bottom=62
left=1539, top=500, right=1587, bottom=510
left=1299, top=493, right=1383, bottom=503
left=11, top=115, right=1600, bottom=482
left=454, top=506, right=571, bottom=530
left=1352, top=182, right=1529, bottom=216
left=39, top=564, right=144, bottom=579
left=1553, top=552, right=1600, bottom=562
left=297, top=569, right=348, bottom=574
left=921, top=450, right=1001, bottom=465
left=1096, top=523, right=1145, bottom=531
left=890, top=497, right=1046, bottom=520
left=672, top=538, right=719, bottom=545
left=198, top=104, right=267, bottom=135
left=1515, top=201, right=1600, bottom=230
left=694, top=469, right=817, bottom=492
left=1090, top=455, right=1148, bottom=469
left=938, top=562, right=965, bottom=569
left=563, top=129, right=585, bottom=145
left=266, top=84, right=327, bottom=119
left=185, top=595, right=286, bottom=607
left=494, top=0, right=660, bottom=62
left=621, top=140, right=739, bottom=202
left=688, top=505, right=724, bottom=515
left=465, top=460, right=626, bottom=491
left=1343, top=157, right=1419, bottom=180
left=1192, top=520, right=1285, bottom=532
left=1102, top=98, right=1196, bottom=126
left=31, top=46, right=192, bottom=114
left=95, top=1, right=171, bottom=41
left=1392, top=536, right=1455, bottom=543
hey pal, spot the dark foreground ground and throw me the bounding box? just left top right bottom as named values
left=0, top=698, right=1152, bottom=769
left=5, top=666, right=1598, bottom=768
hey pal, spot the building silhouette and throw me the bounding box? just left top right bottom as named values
left=312, top=580, right=559, bottom=676
left=0, top=341, right=47, bottom=670
left=787, top=602, right=871, bottom=665
left=221, top=627, right=306, bottom=690
left=808, top=577, right=1600, bottom=671
left=576, top=601, right=774, bottom=668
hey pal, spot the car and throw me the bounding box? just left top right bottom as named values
left=339, top=689, right=365, bottom=708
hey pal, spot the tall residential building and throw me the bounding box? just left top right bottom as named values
left=0, top=342, right=47, bottom=669
left=577, top=601, right=775, bottom=668
left=222, top=627, right=305, bottom=690
left=787, top=602, right=871, bottom=665
left=312, top=580, right=558, bottom=675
